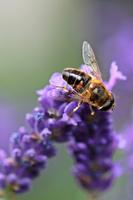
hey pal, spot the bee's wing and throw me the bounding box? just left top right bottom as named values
left=82, top=41, right=102, bottom=80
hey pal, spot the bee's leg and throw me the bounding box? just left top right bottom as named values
left=71, top=102, right=95, bottom=115
left=51, top=84, right=83, bottom=98
left=51, top=84, right=69, bottom=92
left=89, top=105, right=95, bottom=115
left=72, top=101, right=82, bottom=113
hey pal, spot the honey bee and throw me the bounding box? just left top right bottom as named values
left=62, top=41, right=115, bottom=114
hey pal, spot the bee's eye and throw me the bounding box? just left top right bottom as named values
left=99, top=93, right=115, bottom=111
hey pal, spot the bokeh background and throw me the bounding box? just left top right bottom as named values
left=0, top=0, right=132, bottom=200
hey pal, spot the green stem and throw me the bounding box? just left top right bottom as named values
left=90, top=194, right=97, bottom=200
left=88, top=192, right=102, bottom=200
left=0, top=191, right=16, bottom=200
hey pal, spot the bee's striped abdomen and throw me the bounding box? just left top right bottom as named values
left=62, top=68, right=91, bottom=93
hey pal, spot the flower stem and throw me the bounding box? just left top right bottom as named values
left=88, top=192, right=102, bottom=200
left=0, top=191, right=16, bottom=200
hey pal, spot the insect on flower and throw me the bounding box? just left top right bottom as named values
left=62, top=41, right=115, bottom=115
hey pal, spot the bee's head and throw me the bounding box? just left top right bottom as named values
left=99, top=92, right=115, bottom=111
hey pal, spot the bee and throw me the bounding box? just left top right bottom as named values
left=62, top=41, right=115, bottom=115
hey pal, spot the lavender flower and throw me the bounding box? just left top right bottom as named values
left=0, top=125, right=56, bottom=195
left=69, top=111, right=118, bottom=192
left=36, top=62, right=125, bottom=193
left=0, top=61, right=126, bottom=198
